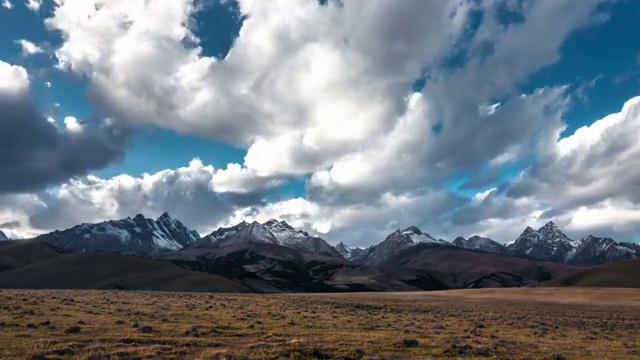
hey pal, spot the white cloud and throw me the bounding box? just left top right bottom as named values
left=44, top=81, right=52, bottom=88
left=1, top=159, right=285, bottom=235
left=63, top=116, right=83, bottom=133
left=566, top=200, right=640, bottom=234
left=24, top=0, right=41, bottom=12
left=210, top=163, right=283, bottom=194
left=15, top=39, right=44, bottom=56
left=2, top=0, right=12, bottom=10
left=0, top=61, right=29, bottom=94
left=13, top=0, right=638, bottom=245
left=510, top=96, right=640, bottom=210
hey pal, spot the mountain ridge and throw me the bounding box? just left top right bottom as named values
left=14, top=214, right=639, bottom=270
left=36, top=212, right=199, bottom=254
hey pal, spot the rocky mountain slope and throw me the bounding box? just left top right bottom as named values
left=37, top=213, right=199, bottom=254
left=360, top=226, right=450, bottom=265
left=192, top=220, right=341, bottom=257
left=452, top=235, right=508, bottom=254
left=335, top=242, right=367, bottom=261
left=390, top=243, right=581, bottom=288
left=508, top=222, right=638, bottom=265
left=165, top=243, right=428, bottom=292
left=571, top=236, right=640, bottom=265
left=508, top=222, right=577, bottom=262
left=0, top=230, right=7, bottom=241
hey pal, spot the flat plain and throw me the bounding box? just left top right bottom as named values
left=0, top=288, right=638, bottom=360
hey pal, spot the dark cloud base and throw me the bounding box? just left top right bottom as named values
left=0, top=92, right=131, bottom=194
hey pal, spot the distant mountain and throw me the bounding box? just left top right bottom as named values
left=506, top=222, right=638, bottom=265
left=360, top=226, right=449, bottom=265
left=452, top=235, right=508, bottom=254
left=0, top=230, right=7, bottom=241
left=192, top=220, right=342, bottom=257
left=507, top=222, right=577, bottom=262
left=335, top=242, right=367, bottom=261
left=571, top=236, right=640, bottom=265
left=37, top=213, right=199, bottom=254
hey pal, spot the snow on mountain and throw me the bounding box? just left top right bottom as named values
left=335, top=242, right=367, bottom=261
left=0, top=230, right=8, bottom=241
left=507, top=222, right=576, bottom=262
left=507, top=222, right=638, bottom=265
left=360, top=226, right=449, bottom=265
left=38, top=213, right=199, bottom=253
left=452, top=235, right=507, bottom=254
left=571, top=235, right=639, bottom=265
left=194, top=220, right=342, bottom=257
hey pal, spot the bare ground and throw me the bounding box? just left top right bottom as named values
left=0, top=288, right=638, bottom=359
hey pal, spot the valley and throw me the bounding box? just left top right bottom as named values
left=0, top=288, right=638, bottom=359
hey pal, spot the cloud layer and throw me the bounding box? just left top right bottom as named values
left=2, top=0, right=639, bottom=245
left=0, top=61, right=131, bottom=194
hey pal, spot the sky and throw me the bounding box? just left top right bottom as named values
left=1, top=0, right=640, bottom=246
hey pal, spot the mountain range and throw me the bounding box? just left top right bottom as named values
left=35, top=213, right=200, bottom=254
left=1, top=214, right=638, bottom=292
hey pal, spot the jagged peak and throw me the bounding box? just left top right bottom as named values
left=402, top=226, right=422, bottom=234
left=523, top=226, right=537, bottom=233
left=157, top=212, right=172, bottom=221
left=133, top=213, right=147, bottom=221
left=539, top=221, right=558, bottom=231
left=279, top=220, right=294, bottom=229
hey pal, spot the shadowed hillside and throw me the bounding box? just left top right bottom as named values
left=0, top=239, right=68, bottom=271
left=544, top=258, right=640, bottom=288
left=0, top=250, right=251, bottom=293
left=389, top=244, right=582, bottom=288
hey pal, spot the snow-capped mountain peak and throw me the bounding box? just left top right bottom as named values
left=360, top=226, right=449, bottom=265
left=0, top=230, right=8, bottom=241
left=506, top=222, right=638, bottom=265
left=335, top=242, right=367, bottom=261
left=37, top=213, right=199, bottom=253
left=538, top=221, right=575, bottom=245
left=571, top=235, right=639, bottom=265
left=195, top=220, right=341, bottom=257
left=452, top=235, right=507, bottom=254
left=399, top=226, right=444, bottom=245
left=508, top=222, right=575, bottom=262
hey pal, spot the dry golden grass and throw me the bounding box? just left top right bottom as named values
left=0, top=288, right=638, bottom=359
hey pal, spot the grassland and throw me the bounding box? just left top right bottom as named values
left=0, top=288, right=638, bottom=360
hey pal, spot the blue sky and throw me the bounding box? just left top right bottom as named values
left=1, top=0, right=639, bottom=244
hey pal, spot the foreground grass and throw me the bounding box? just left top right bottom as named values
left=0, top=289, right=638, bottom=359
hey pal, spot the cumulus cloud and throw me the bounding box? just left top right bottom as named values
left=210, top=163, right=284, bottom=194
left=2, top=0, right=12, bottom=10
left=0, top=61, right=29, bottom=94
left=15, top=39, right=43, bottom=56
left=0, top=62, right=132, bottom=194
left=508, top=97, right=640, bottom=217
left=19, top=159, right=271, bottom=234
left=31, top=0, right=639, bottom=244
left=24, top=0, right=41, bottom=12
